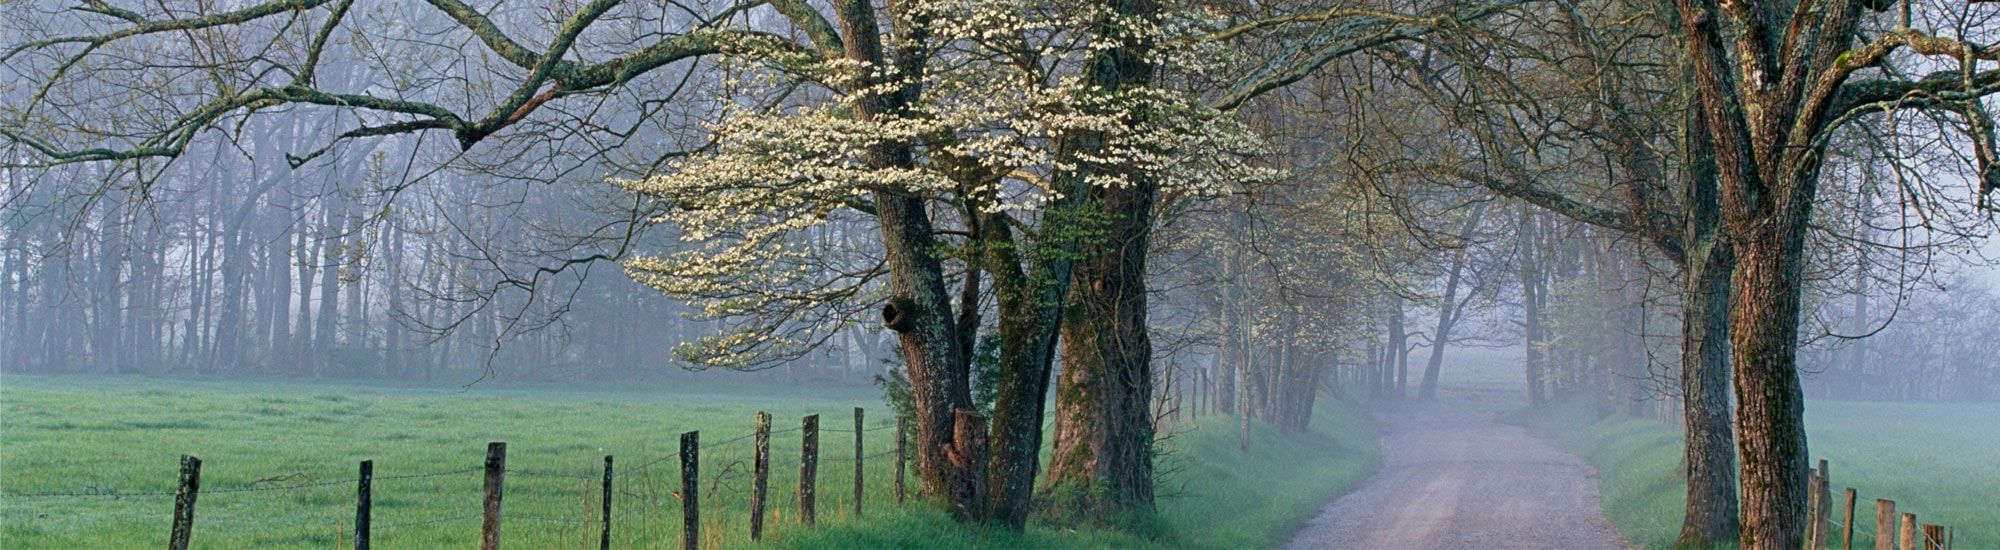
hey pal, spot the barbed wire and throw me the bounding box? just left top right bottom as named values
left=1, top=466, right=481, bottom=500
left=374, top=512, right=484, bottom=532
left=0, top=487, right=178, bottom=499
left=500, top=516, right=592, bottom=528
left=374, top=467, right=484, bottom=483
left=507, top=468, right=600, bottom=482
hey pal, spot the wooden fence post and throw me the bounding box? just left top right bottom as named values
left=482, top=442, right=506, bottom=550
left=1920, top=525, right=1944, bottom=550
left=168, top=454, right=202, bottom=550
left=751, top=411, right=770, bottom=540
left=1899, top=512, right=1917, bottom=550
left=893, top=416, right=906, bottom=504
left=355, top=459, right=372, bottom=550
left=1807, top=468, right=1823, bottom=550
left=800, top=414, right=818, bottom=524
left=680, top=431, right=699, bottom=550
left=1817, top=460, right=1832, bottom=550
left=600, top=455, right=613, bottom=550
left=1842, top=487, right=1856, bottom=550
left=1876, top=499, right=1897, bottom=550
left=853, top=407, right=864, bottom=517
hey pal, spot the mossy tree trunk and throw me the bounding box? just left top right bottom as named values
left=1047, top=179, right=1159, bottom=521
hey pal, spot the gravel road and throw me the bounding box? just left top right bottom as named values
left=1284, top=402, right=1630, bottom=549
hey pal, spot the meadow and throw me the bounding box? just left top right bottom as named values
left=0, top=374, right=1379, bottom=549
left=1519, top=397, right=2000, bottom=549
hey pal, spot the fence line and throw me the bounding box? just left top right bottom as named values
left=2, top=407, right=908, bottom=549
left=1803, top=458, right=1959, bottom=550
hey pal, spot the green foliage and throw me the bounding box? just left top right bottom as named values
left=872, top=332, right=1002, bottom=421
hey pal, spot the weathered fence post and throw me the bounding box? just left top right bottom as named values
left=1920, top=524, right=1944, bottom=550
left=482, top=442, right=506, bottom=550
left=1816, top=460, right=1832, bottom=550
left=168, top=454, right=202, bottom=550
left=800, top=414, right=818, bottom=524
left=751, top=411, right=771, bottom=540
left=680, top=431, right=699, bottom=550
left=356, top=460, right=373, bottom=550
left=853, top=407, right=864, bottom=517
left=600, top=455, right=613, bottom=550
left=1876, top=499, right=1897, bottom=550
left=1842, top=487, right=1856, bottom=550
left=1899, top=512, right=1917, bottom=550
left=1807, top=468, right=1823, bottom=550
left=893, top=416, right=906, bottom=504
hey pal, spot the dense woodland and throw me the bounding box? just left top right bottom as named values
left=3, top=0, right=1998, bottom=548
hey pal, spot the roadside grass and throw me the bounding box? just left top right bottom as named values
left=777, top=397, right=1384, bottom=549
left=1515, top=397, right=2000, bottom=549
left=2, top=374, right=1378, bottom=548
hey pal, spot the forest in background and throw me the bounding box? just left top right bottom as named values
left=4, top=0, right=1999, bottom=547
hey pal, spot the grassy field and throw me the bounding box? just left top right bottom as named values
left=1517, top=397, right=2000, bottom=549
left=0, top=374, right=1378, bottom=549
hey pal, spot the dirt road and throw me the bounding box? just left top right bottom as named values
left=1284, top=402, right=1629, bottom=549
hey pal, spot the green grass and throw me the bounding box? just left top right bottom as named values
left=1516, top=397, right=2000, bottom=549
left=777, top=398, right=1383, bottom=549
left=1, top=374, right=1378, bottom=549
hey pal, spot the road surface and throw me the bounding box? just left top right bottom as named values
left=1285, top=402, right=1629, bottom=549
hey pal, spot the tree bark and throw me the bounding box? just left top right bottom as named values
left=1675, top=90, right=1741, bottom=548
left=1048, top=179, right=1159, bottom=521
left=977, top=206, right=1071, bottom=529
left=833, top=0, right=981, bottom=521
left=1726, top=218, right=1811, bottom=549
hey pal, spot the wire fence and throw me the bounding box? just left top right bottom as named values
left=0, top=408, right=912, bottom=549
left=1803, top=459, right=1960, bottom=550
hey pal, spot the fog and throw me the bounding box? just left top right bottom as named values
left=4, top=0, right=2000, bottom=548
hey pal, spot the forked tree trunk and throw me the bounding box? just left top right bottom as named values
left=978, top=206, right=1071, bottom=529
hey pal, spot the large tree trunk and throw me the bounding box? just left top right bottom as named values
left=1047, top=179, right=1159, bottom=521
left=1679, top=233, right=1740, bottom=547
left=1727, top=218, right=1810, bottom=549
left=1042, top=0, right=1162, bottom=523
left=1676, top=99, right=1740, bottom=548
left=977, top=205, right=1071, bottom=529
left=833, top=0, right=982, bottom=522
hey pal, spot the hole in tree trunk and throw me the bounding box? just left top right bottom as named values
left=882, top=297, right=916, bottom=333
